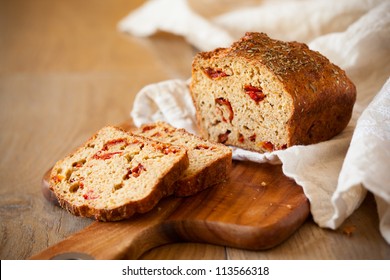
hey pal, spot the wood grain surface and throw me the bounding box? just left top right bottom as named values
left=1, top=0, right=389, bottom=260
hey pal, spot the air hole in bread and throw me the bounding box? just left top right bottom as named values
left=113, top=182, right=123, bottom=192
left=65, top=169, right=73, bottom=181
left=72, top=159, right=86, bottom=168
left=123, top=169, right=131, bottom=181
left=69, top=182, right=80, bottom=193
left=124, top=153, right=134, bottom=163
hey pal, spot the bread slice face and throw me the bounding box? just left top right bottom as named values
left=49, top=126, right=189, bottom=221
left=190, top=32, right=356, bottom=153
left=136, top=122, right=232, bottom=197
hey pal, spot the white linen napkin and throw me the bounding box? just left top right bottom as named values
left=120, top=0, right=390, bottom=244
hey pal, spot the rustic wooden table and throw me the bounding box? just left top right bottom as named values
left=1, top=0, right=389, bottom=260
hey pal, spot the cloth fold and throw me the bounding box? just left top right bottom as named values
left=122, top=0, right=390, bottom=244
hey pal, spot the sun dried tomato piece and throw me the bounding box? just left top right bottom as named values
left=244, top=84, right=265, bottom=103
left=153, top=143, right=179, bottom=155
left=260, top=141, right=274, bottom=152
left=215, top=97, right=234, bottom=122
left=83, top=189, right=99, bottom=200
left=257, top=142, right=287, bottom=151
left=141, top=125, right=156, bottom=132
left=92, top=151, right=122, bottom=160
left=131, top=163, right=146, bottom=178
left=195, top=144, right=214, bottom=150
left=204, top=67, right=229, bottom=79
left=195, top=144, right=209, bottom=150
left=124, top=163, right=146, bottom=179
left=163, top=147, right=179, bottom=155
left=52, top=175, right=64, bottom=183
left=238, top=134, right=245, bottom=143
left=218, top=130, right=231, bottom=144
left=151, top=132, right=162, bottom=137
left=69, top=178, right=76, bottom=183
left=278, top=144, right=288, bottom=150
left=249, top=134, right=256, bottom=142
left=102, top=138, right=128, bottom=151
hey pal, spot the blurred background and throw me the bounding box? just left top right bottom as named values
left=1, top=0, right=389, bottom=260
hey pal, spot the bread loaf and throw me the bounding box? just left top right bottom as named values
left=49, top=126, right=189, bottom=221
left=190, top=32, right=356, bottom=153
left=136, top=122, right=232, bottom=197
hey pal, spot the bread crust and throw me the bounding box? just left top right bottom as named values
left=190, top=32, right=356, bottom=151
left=173, top=154, right=231, bottom=197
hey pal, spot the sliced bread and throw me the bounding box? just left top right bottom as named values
left=49, top=126, right=189, bottom=221
left=136, top=122, right=232, bottom=196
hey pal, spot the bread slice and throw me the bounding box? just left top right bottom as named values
left=190, top=32, right=356, bottom=153
left=136, top=122, right=232, bottom=196
left=49, top=126, right=189, bottom=221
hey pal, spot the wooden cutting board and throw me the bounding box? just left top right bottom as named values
left=31, top=121, right=310, bottom=260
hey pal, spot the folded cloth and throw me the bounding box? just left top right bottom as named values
left=122, top=0, right=390, bottom=244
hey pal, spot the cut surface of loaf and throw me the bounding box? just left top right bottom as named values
left=49, top=126, right=189, bottom=221
left=190, top=32, right=357, bottom=153
left=136, top=122, right=232, bottom=197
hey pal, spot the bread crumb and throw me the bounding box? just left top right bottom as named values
left=261, top=181, right=267, bottom=187
left=342, top=225, right=356, bottom=237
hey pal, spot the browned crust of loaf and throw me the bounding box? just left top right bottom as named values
left=49, top=125, right=189, bottom=222
left=173, top=149, right=232, bottom=197
left=191, top=32, right=356, bottom=148
left=172, top=127, right=232, bottom=197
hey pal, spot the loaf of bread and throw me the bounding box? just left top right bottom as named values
left=49, top=126, right=189, bottom=221
left=136, top=122, right=232, bottom=197
left=190, top=32, right=356, bottom=153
